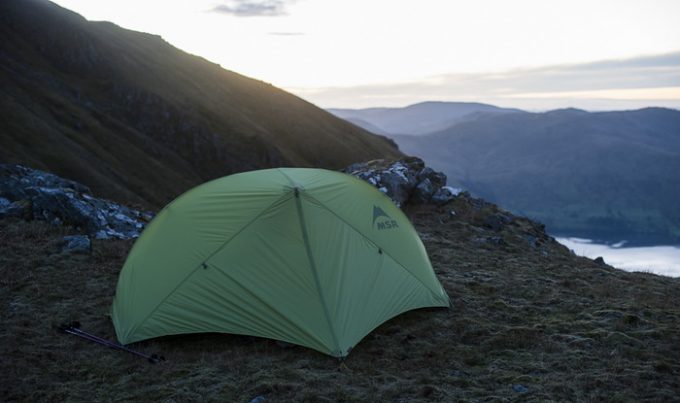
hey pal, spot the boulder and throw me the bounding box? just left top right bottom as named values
left=412, top=178, right=435, bottom=204
left=0, top=197, right=10, bottom=211
left=61, top=235, right=91, bottom=254
left=343, top=157, right=460, bottom=207
left=0, top=164, right=153, bottom=239
left=417, top=167, right=446, bottom=189
left=0, top=164, right=90, bottom=199
left=0, top=199, right=31, bottom=219
left=432, top=186, right=462, bottom=205
left=482, top=212, right=514, bottom=231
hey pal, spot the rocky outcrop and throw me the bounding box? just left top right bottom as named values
left=343, top=157, right=461, bottom=207
left=61, top=235, right=92, bottom=254
left=0, top=164, right=153, bottom=239
left=1, top=158, right=458, bottom=238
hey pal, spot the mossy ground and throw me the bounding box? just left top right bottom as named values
left=1, top=196, right=678, bottom=401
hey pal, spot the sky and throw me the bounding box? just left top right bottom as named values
left=52, top=0, right=680, bottom=110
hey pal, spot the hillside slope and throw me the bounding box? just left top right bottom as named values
left=0, top=0, right=400, bottom=207
left=329, top=101, right=521, bottom=135
left=2, top=189, right=679, bottom=401
left=394, top=108, right=680, bottom=244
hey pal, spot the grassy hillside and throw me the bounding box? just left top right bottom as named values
left=1, top=196, right=679, bottom=401
left=0, top=0, right=400, bottom=207
left=394, top=108, right=680, bottom=244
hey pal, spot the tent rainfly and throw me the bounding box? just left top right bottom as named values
left=111, top=168, right=449, bottom=357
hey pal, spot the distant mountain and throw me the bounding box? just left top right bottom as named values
left=393, top=107, right=680, bottom=244
left=328, top=101, right=522, bottom=135
left=339, top=117, right=389, bottom=135
left=0, top=0, right=400, bottom=208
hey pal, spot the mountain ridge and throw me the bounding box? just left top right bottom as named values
left=391, top=106, right=680, bottom=244
left=0, top=0, right=401, bottom=208
left=328, top=101, right=522, bottom=135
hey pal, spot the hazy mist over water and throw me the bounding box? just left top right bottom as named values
left=557, top=238, right=680, bottom=277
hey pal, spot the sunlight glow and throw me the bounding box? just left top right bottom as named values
left=50, top=0, right=680, bottom=108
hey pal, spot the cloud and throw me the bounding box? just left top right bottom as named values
left=568, top=52, right=680, bottom=71
left=291, top=51, right=680, bottom=110
left=210, top=0, right=295, bottom=17
left=486, top=52, right=680, bottom=94
left=267, top=32, right=304, bottom=36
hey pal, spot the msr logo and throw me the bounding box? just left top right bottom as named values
left=373, top=205, right=399, bottom=230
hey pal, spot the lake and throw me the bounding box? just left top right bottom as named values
left=556, top=237, right=680, bottom=277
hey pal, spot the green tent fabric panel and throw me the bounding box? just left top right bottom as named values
left=112, top=172, right=290, bottom=343
left=299, top=194, right=449, bottom=355
left=283, top=169, right=442, bottom=295
left=129, top=193, right=336, bottom=354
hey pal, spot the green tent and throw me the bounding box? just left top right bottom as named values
left=111, top=168, right=449, bottom=357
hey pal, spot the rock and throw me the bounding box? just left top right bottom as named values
left=1, top=199, right=32, bottom=219
left=249, top=396, right=266, bottom=403
left=482, top=213, right=513, bottom=231
left=523, top=235, right=538, bottom=248
left=0, top=164, right=90, bottom=199
left=0, top=164, right=153, bottom=239
left=512, top=384, right=529, bottom=393
left=417, top=167, right=446, bottom=188
left=61, top=235, right=91, bottom=254
left=412, top=178, right=435, bottom=204
left=0, top=197, right=31, bottom=219
left=468, top=197, right=486, bottom=211
left=431, top=186, right=462, bottom=205
left=594, top=256, right=606, bottom=266
left=344, top=158, right=420, bottom=206
left=343, top=157, right=460, bottom=207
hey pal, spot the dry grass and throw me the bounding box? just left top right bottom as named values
left=1, top=197, right=679, bottom=402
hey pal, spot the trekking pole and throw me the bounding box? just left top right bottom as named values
left=62, top=321, right=124, bottom=349
left=67, top=326, right=141, bottom=355
left=58, top=322, right=165, bottom=363
left=60, top=323, right=164, bottom=363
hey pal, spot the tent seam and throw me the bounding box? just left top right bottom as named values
left=277, top=169, right=343, bottom=356
left=293, top=193, right=343, bottom=356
